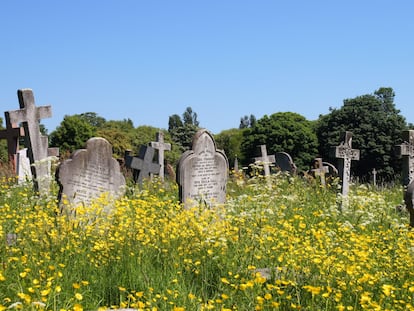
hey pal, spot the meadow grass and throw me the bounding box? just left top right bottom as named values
left=0, top=173, right=413, bottom=310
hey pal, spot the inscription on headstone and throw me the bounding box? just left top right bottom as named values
left=57, top=137, right=126, bottom=209
left=332, top=131, right=360, bottom=205
left=7, top=89, right=52, bottom=193
left=176, top=129, right=229, bottom=209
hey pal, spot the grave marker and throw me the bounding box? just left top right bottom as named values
left=125, top=145, right=161, bottom=184
left=396, top=130, right=414, bottom=226
left=7, top=89, right=52, bottom=193
left=0, top=112, right=23, bottom=172
left=311, top=158, right=329, bottom=187
left=176, top=129, right=229, bottom=209
left=57, top=137, right=126, bottom=209
left=275, top=152, right=297, bottom=174
left=16, top=148, right=32, bottom=183
left=254, top=145, right=275, bottom=177
left=150, top=132, right=171, bottom=181
left=372, top=168, right=377, bottom=187
left=332, top=131, right=360, bottom=206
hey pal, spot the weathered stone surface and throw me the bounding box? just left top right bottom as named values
left=176, top=129, right=229, bottom=209
left=125, top=145, right=161, bottom=184
left=275, top=152, right=297, bottom=174
left=254, top=145, right=275, bottom=177
left=57, top=137, right=126, bottom=209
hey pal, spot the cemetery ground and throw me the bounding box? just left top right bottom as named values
left=1, top=173, right=414, bottom=311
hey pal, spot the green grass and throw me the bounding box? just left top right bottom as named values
left=0, top=173, right=413, bottom=311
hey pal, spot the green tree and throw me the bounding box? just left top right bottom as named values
left=215, top=128, right=244, bottom=168
left=316, top=87, right=407, bottom=182
left=97, top=119, right=135, bottom=158
left=241, top=112, right=318, bottom=171
left=78, top=112, right=106, bottom=128
left=49, top=115, right=97, bottom=155
left=0, top=117, right=7, bottom=163
left=168, top=107, right=200, bottom=153
left=239, top=114, right=257, bottom=129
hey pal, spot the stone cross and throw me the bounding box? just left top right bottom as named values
left=0, top=112, right=23, bottom=172
left=395, top=130, right=414, bottom=187
left=333, top=131, right=360, bottom=199
left=311, top=157, right=329, bottom=187
left=7, top=89, right=52, bottom=193
left=150, top=132, right=171, bottom=181
left=254, top=145, right=276, bottom=177
left=125, top=146, right=161, bottom=185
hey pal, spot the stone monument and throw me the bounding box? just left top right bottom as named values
left=125, top=145, right=161, bottom=184
left=275, top=152, right=297, bottom=174
left=176, top=129, right=229, bottom=209
left=150, top=132, right=171, bottom=181
left=254, top=145, right=275, bottom=177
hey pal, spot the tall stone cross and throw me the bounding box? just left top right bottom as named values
left=333, top=131, right=360, bottom=199
left=254, top=145, right=276, bottom=177
left=150, top=132, right=171, bottom=181
left=0, top=112, right=24, bottom=172
left=7, top=89, right=52, bottom=193
left=396, top=130, right=414, bottom=187
left=311, top=157, right=329, bottom=187
left=125, top=145, right=161, bottom=185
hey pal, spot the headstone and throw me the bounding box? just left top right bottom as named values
left=311, top=158, right=329, bottom=187
left=125, top=145, right=161, bottom=184
left=0, top=112, right=23, bottom=172
left=150, top=132, right=171, bottom=181
left=254, top=145, right=276, bottom=177
left=372, top=168, right=377, bottom=186
left=332, top=131, right=360, bottom=206
left=56, top=137, right=126, bottom=209
left=16, top=148, right=32, bottom=183
left=7, top=89, right=52, bottom=193
left=396, top=130, right=414, bottom=226
left=176, top=129, right=229, bottom=209
left=323, top=161, right=338, bottom=177
left=275, top=152, right=297, bottom=174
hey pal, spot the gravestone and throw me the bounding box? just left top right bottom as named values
left=125, top=145, right=161, bottom=184
left=311, top=158, right=329, bottom=187
left=254, top=145, right=276, bottom=177
left=396, top=130, right=414, bottom=226
left=57, top=137, right=126, bottom=209
left=323, top=162, right=338, bottom=177
left=150, top=132, right=171, bottom=181
left=176, top=129, right=229, bottom=209
left=275, top=152, right=297, bottom=174
left=332, top=131, right=360, bottom=207
left=372, top=168, right=377, bottom=187
left=0, top=112, right=24, bottom=172
left=16, top=148, right=32, bottom=183
left=7, top=89, right=52, bottom=193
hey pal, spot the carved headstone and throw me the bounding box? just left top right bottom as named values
left=125, top=146, right=161, bottom=184
left=176, top=129, right=229, bottom=209
left=396, top=130, right=414, bottom=226
left=150, top=132, right=171, bottom=181
left=57, top=137, right=126, bottom=209
left=332, top=131, right=360, bottom=204
left=16, top=148, right=32, bottom=183
left=311, top=158, right=329, bottom=187
left=254, top=145, right=275, bottom=177
left=7, top=89, right=52, bottom=193
left=275, top=152, right=297, bottom=174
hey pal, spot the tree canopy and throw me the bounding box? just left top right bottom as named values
left=315, top=87, right=407, bottom=182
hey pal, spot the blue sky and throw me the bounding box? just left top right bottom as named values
left=1, top=1, right=413, bottom=134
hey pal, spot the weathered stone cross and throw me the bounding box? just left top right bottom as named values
left=125, top=145, right=161, bottom=184
left=396, top=130, right=414, bottom=187
left=254, top=145, right=276, bottom=177
left=311, top=157, right=329, bottom=187
left=7, top=89, right=52, bottom=193
left=150, top=132, right=171, bottom=181
left=0, top=112, right=24, bottom=172
left=333, top=131, right=360, bottom=199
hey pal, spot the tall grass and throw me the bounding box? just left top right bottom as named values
left=0, top=173, right=413, bottom=310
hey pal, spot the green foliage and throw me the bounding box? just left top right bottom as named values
left=168, top=107, right=200, bottom=153
left=241, top=112, right=319, bottom=171
left=316, top=87, right=407, bottom=182
left=49, top=115, right=97, bottom=154
left=239, top=114, right=257, bottom=129
left=214, top=128, right=245, bottom=168
left=96, top=119, right=135, bottom=159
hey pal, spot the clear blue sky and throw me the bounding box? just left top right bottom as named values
left=1, top=1, right=413, bottom=134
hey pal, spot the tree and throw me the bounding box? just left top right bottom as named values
left=315, top=87, right=407, bottom=182
left=241, top=112, right=318, bottom=171
left=49, top=115, right=97, bottom=155
left=78, top=112, right=106, bottom=128
left=96, top=119, right=135, bottom=158
left=239, top=114, right=257, bottom=129
left=215, top=128, right=245, bottom=168
left=168, top=107, right=200, bottom=153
